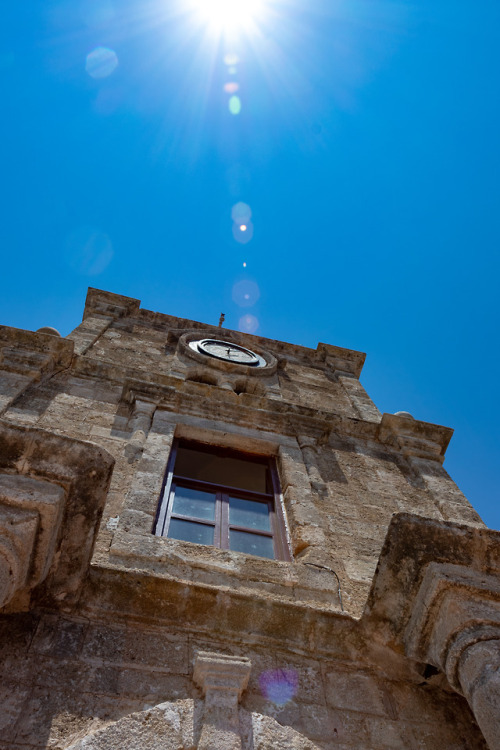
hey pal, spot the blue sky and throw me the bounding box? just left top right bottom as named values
left=1, top=1, right=499, bottom=528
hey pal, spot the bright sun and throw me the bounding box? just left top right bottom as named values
left=191, top=0, right=265, bottom=32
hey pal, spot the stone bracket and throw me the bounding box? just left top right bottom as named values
left=0, top=474, right=66, bottom=608
left=0, top=421, right=114, bottom=610
left=193, top=652, right=252, bottom=702
left=193, top=652, right=252, bottom=750
left=404, top=562, right=500, bottom=691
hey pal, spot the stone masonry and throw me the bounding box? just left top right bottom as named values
left=0, top=287, right=497, bottom=749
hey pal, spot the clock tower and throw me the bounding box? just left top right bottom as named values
left=0, top=287, right=498, bottom=750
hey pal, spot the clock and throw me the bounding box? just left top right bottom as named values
left=189, top=339, right=266, bottom=367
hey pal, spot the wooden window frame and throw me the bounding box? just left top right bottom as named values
left=155, top=439, right=291, bottom=561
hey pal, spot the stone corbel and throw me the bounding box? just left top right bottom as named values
left=193, top=651, right=251, bottom=750
left=378, top=413, right=453, bottom=463
left=364, top=514, right=500, bottom=750
left=0, top=421, right=114, bottom=610
left=0, top=475, right=66, bottom=609
left=404, top=562, right=500, bottom=750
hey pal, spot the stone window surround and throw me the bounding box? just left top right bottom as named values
left=110, top=406, right=349, bottom=579
left=114, top=408, right=299, bottom=555
left=154, top=438, right=292, bottom=562
left=107, top=407, right=345, bottom=610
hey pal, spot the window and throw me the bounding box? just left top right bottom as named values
left=155, top=440, right=290, bottom=561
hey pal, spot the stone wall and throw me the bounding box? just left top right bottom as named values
left=0, top=610, right=486, bottom=749
left=0, top=288, right=490, bottom=749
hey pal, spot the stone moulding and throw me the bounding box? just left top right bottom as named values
left=72, top=356, right=454, bottom=464
left=82, top=287, right=141, bottom=322
left=0, top=420, right=114, bottom=611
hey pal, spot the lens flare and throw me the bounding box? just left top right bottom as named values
left=232, top=202, right=252, bottom=223
left=64, top=226, right=113, bottom=275
left=229, top=95, right=241, bottom=114
left=85, top=47, right=118, bottom=79
left=239, top=314, right=259, bottom=333
left=224, top=53, right=240, bottom=66
left=232, top=220, right=253, bottom=243
left=232, top=279, right=260, bottom=307
left=260, top=670, right=299, bottom=706
left=224, top=82, right=240, bottom=94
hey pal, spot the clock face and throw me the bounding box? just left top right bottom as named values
left=192, top=339, right=265, bottom=367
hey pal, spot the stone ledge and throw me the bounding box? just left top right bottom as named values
left=107, top=528, right=344, bottom=612
left=80, top=563, right=356, bottom=660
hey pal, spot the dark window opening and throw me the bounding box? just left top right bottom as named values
left=155, top=440, right=290, bottom=561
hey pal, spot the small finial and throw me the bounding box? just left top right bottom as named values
left=218, top=313, right=225, bottom=327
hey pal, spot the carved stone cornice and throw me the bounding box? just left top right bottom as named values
left=193, top=651, right=251, bottom=701
left=316, top=342, right=366, bottom=378
left=378, top=413, right=453, bottom=463
left=0, top=475, right=65, bottom=608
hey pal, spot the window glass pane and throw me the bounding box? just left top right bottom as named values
left=168, top=518, right=214, bottom=546
left=172, top=486, right=216, bottom=521
left=230, top=530, right=275, bottom=559
left=175, top=446, right=268, bottom=493
left=229, top=496, right=271, bottom=531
